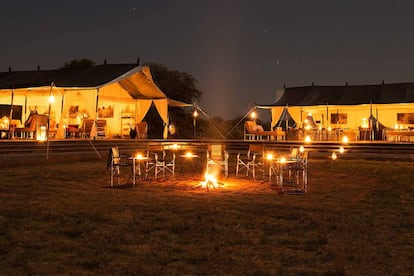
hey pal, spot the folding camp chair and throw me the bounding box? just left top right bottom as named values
left=206, top=144, right=229, bottom=178
left=236, top=144, right=265, bottom=179
left=107, top=146, right=131, bottom=186
left=145, top=144, right=175, bottom=179
left=135, top=122, right=148, bottom=139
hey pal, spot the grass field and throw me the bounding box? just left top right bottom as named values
left=1, top=158, right=413, bottom=274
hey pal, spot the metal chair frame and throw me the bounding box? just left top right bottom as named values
left=107, top=146, right=131, bottom=186
left=145, top=145, right=175, bottom=179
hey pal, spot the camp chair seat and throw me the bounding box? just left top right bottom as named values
left=236, top=144, right=265, bottom=179
left=107, top=146, right=131, bottom=186
left=145, top=144, right=175, bottom=179
left=80, top=119, right=95, bottom=138
left=15, top=114, right=48, bottom=139
left=244, top=121, right=285, bottom=141
left=135, top=122, right=148, bottom=139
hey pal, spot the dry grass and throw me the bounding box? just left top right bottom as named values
left=1, top=158, right=413, bottom=274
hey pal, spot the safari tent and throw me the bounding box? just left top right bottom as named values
left=0, top=64, right=190, bottom=139
left=259, top=83, right=414, bottom=136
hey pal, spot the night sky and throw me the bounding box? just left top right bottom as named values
left=1, top=0, right=414, bottom=119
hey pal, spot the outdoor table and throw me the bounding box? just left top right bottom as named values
left=269, top=157, right=302, bottom=188
left=129, top=155, right=150, bottom=186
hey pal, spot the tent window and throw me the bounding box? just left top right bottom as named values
left=397, top=113, right=414, bottom=124
left=331, top=113, right=347, bottom=124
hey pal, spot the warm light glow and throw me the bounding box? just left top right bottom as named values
left=36, top=126, right=47, bottom=141
left=305, top=124, right=311, bottom=130
left=135, top=153, right=145, bottom=160
left=304, top=135, right=312, bottom=143
left=331, top=152, right=337, bottom=160
left=250, top=111, right=257, bottom=119
left=185, top=151, right=195, bottom=158
left=360, top=118, right=369, bottom=129
left=304, top=119, right=309, bottom=124
left=394, top=123, right=399, bottom=129
left=266, top=153, right=274, bottom=160
left=339, top=146, right=345, bottom=154
left=299, top=145, right=305, bottom=153
left=49, top=95, right=55, bottom=103
left=201, top=173, right=219, bottom=189
left=279, top=156, right=287, bottom=163
left=327, top=126, right=332, bottom=131
left=342, top=136, right=349, bottom=144
left=193, top=110, right=198, bottom=117
left=307, top=112, right=312, bottom=116
left=166, top=143, right=180, bottom=150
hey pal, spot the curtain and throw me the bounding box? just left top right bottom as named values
left=153, top=99, right=169, bottom=139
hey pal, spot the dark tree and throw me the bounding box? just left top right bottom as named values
left=60, top=59, right=95, bottom=70
left=143, top=63, right=203, bottom=138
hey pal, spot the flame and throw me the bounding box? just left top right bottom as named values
left=200, top=172, right=220, bottom=189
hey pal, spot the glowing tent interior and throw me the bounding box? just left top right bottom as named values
left=0, top=64, right=191, bottom=139
left=258, top=82, right=414, bottom=140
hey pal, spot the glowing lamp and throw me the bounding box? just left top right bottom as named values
left=185, top=151, right=194, bottom=158
left=327, top=126, right=332, bottom=131
left=266, top=153, right=274, bottom=160
left=171, top=143, right=179, bottom=150
left=250, top=111, right=257, bottom=119
left=339, top=146, right=345, bottom=154
left=331, top=152, right=337, bottom=160
left=299, top=145, right=305, bottom=153
left=49, top=95, right=55, bottom=103
left=342, top=136, right=349, bottom=144
left=193, top=110, right=198, bottom=118
left=135, top=153, right=145, bottom=160
left=36, top=126, right=47, bottom=141
left=304, top=135, right=311, bottom=143
left=279, top=156, right=287, bottom=163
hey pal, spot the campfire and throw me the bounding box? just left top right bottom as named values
left=199, top=169, right=223, bottom=189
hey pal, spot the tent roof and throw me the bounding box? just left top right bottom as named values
left=260, top=82, right=414, bottom=107
left=0, top=64, right=191, bottom=104
left=0, top=64, right=138, bottom=89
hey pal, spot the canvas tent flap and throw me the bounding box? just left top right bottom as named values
left=276, top=107, right=297, bottom=130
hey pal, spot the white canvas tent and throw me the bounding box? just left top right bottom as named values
left=258, top=83, right=414, bottom=133
left=0, top=64, right=191, bottom=139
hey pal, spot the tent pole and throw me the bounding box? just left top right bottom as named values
left=225, top=106, right=256, bottom=138
left=46, top=83, right=55, bottom=159
left=8, top=87, right=14, bottom=138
